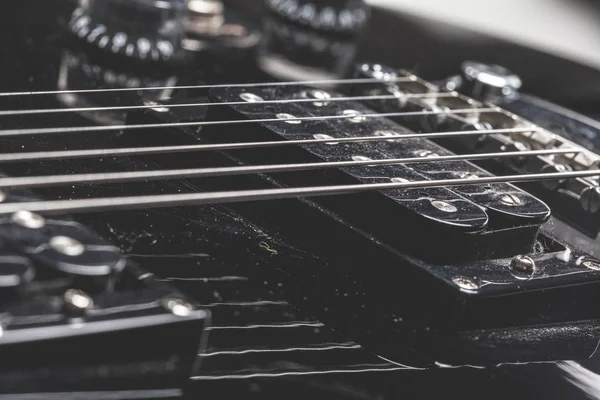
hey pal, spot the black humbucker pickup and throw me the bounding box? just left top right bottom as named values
left=0, top=189, right=209, bottom=395
left=208, top=85, right=552, bottom=262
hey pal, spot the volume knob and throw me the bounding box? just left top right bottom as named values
left=265, top=0, right=369, bottom=34
left=69, top=0, right=188, bottom=62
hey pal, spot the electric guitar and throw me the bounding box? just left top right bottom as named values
left=2, top=0, right=600, bottom=398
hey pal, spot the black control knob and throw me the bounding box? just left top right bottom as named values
left=69, top=0, right=188, bottom=62
left=265, top=0, right=369, bottom=34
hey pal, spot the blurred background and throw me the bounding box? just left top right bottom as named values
left=3, top=0, right=600, bottom=117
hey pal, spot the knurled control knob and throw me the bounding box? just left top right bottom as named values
left=265, top=0, right=369, bottom=34
left=68, top=0, right=188, bottom=62
left=460, top=61, right=522, bottom=100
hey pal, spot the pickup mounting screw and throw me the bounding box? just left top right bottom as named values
left=276, top=113, right=302, bottom=124
left=240, top=92, right=264, bottom=102
left=510, top=255, right=536, bottom=274
left=580, top=186, right=600, bottom=214
left=583, top=260, right=600, bottom=271
left=50, top=236, right=85, bottom=257
left=144, top=100, right=169, bottom=113
left=303, top=89, right=331, bottom=107
left=63, top=289, right=93, bottom=317
left=313, top=134, right=338, bottom=145
left=391, top=177, right=410, bottom=183
left=500, top=193, right=522, bottom=206
left=452, top=276, right=480, bottom=291
left=431, top=200, right=458, bottom=213
left=541, top=164, right=571, bottom=190
left=164, top=298, right=194, bottom=317
left=12, top=210, right=45, bottom=229
left=342, top=109, right=366, bottom=123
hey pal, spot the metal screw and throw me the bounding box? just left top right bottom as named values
left=276, top=113, right=302, bottom=124
left=360, top=63, right=397, bottom=81
left=302, top=89, right=331, bottom=107
left=374, top=130, right=401, bottom=142
left=352, top=155, right=372, bottom=162
left=431, top=200, right=458, bottom=213
left=414, top=150, right=439, bottom=158
left=583, top=260, right=600, bottom=271
left=63, top=289, right=93, bottom=316
left=541, top=164, right=570, bottom=190
left=342, top=109, right=366, bottom=123
left=580, top=186, right=600, bottom=214
left=452, top=276, right=479, bottom=292
left=313, top=134, right=338, bottom=145
left=239, top=92, right=264, bottom=102
left=500, top=193, right=522, bottom=206
left=457, top=172, right=479, bottom=180
left=143, top=100, right=169, bottom=113
left=164, top=298, right=194, bottom=317
left=510, top=255, right=536, bottom=274
left=391, top=177, right=410, bottom=183
left=50, top=236, right=85, bottom=257
left=12, top=210, right=45, bottom=229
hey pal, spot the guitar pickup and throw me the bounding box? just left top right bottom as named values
left=206, top=85, right=550, bottom=262
left=349, top=63, right=600, bottom=237
left=0, top=197, right=209, bottom=395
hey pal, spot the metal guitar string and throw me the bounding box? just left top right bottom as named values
left=0, top=148, right=577, bottom=189
left=0, top=81, right=594, bottom=216
left=0, top=92, right=455, bottom=117
left=0, top=127, right=537, bottom=163
left=0, top=76, right=415, bottom=97
left=1, top=169, right=598, bottom=216
left=0, top=107, right=496, bottom=137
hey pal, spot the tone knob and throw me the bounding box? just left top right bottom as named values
left=460, top=61, right=522, bottom=100
left=68, top=0, right=188, bottom=62
left=265, top=0, right=369, bottom=34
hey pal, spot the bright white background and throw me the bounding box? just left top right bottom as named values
left=368, top=0, right=600, bottom=70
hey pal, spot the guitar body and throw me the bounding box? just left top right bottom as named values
left=1, top=1, right=600, bottom=398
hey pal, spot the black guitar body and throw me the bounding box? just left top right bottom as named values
left=1, top=1, right=600, bottom=399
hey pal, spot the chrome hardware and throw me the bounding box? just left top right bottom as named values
left=510, top=255, right=536, bottom=274
left=499, top=194, right=522, bottom=206
left=541, top=164, right=572, bottom=190
left=313, top=134, right=339, bottom=144
left=342, top=109, right=366, bottom=123
left=580, top=186, right=600, bottom=214
left=452, top=276, right=480, bottom=292
left=460, top=61, right=522, bottom=100
left=301, top=89, right=331, bottom=107
left=276, top=113, right=302, bottom=124
left=63, top=289, right=94, bottom=317
left=240, top=92, right=264, bottom=103
left=50, top=236, right=86, bottom=257
left=431, top=200, right=458, bottom=213
left=12, top=211, right=45, bottom=229
left=163, top=298, right=194, bottom=317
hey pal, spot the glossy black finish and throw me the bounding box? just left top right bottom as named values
left=2, top=1, right=600, bottom=399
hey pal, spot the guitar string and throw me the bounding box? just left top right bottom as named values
left=0, top=108, right=496, bottom=137
left=0, top=92, right=455, bottom=117
left=0, top=148, right=577, bottom=190
left=0, top=76, right=414, bottom=97
left=0, top=169, right=598, bottom=216
left=0, top=127, right=537, bottom=163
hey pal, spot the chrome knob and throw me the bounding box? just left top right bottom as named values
left=69, top=0, right=189, bottom=61
left=460, top=61, right=522, bottom=100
